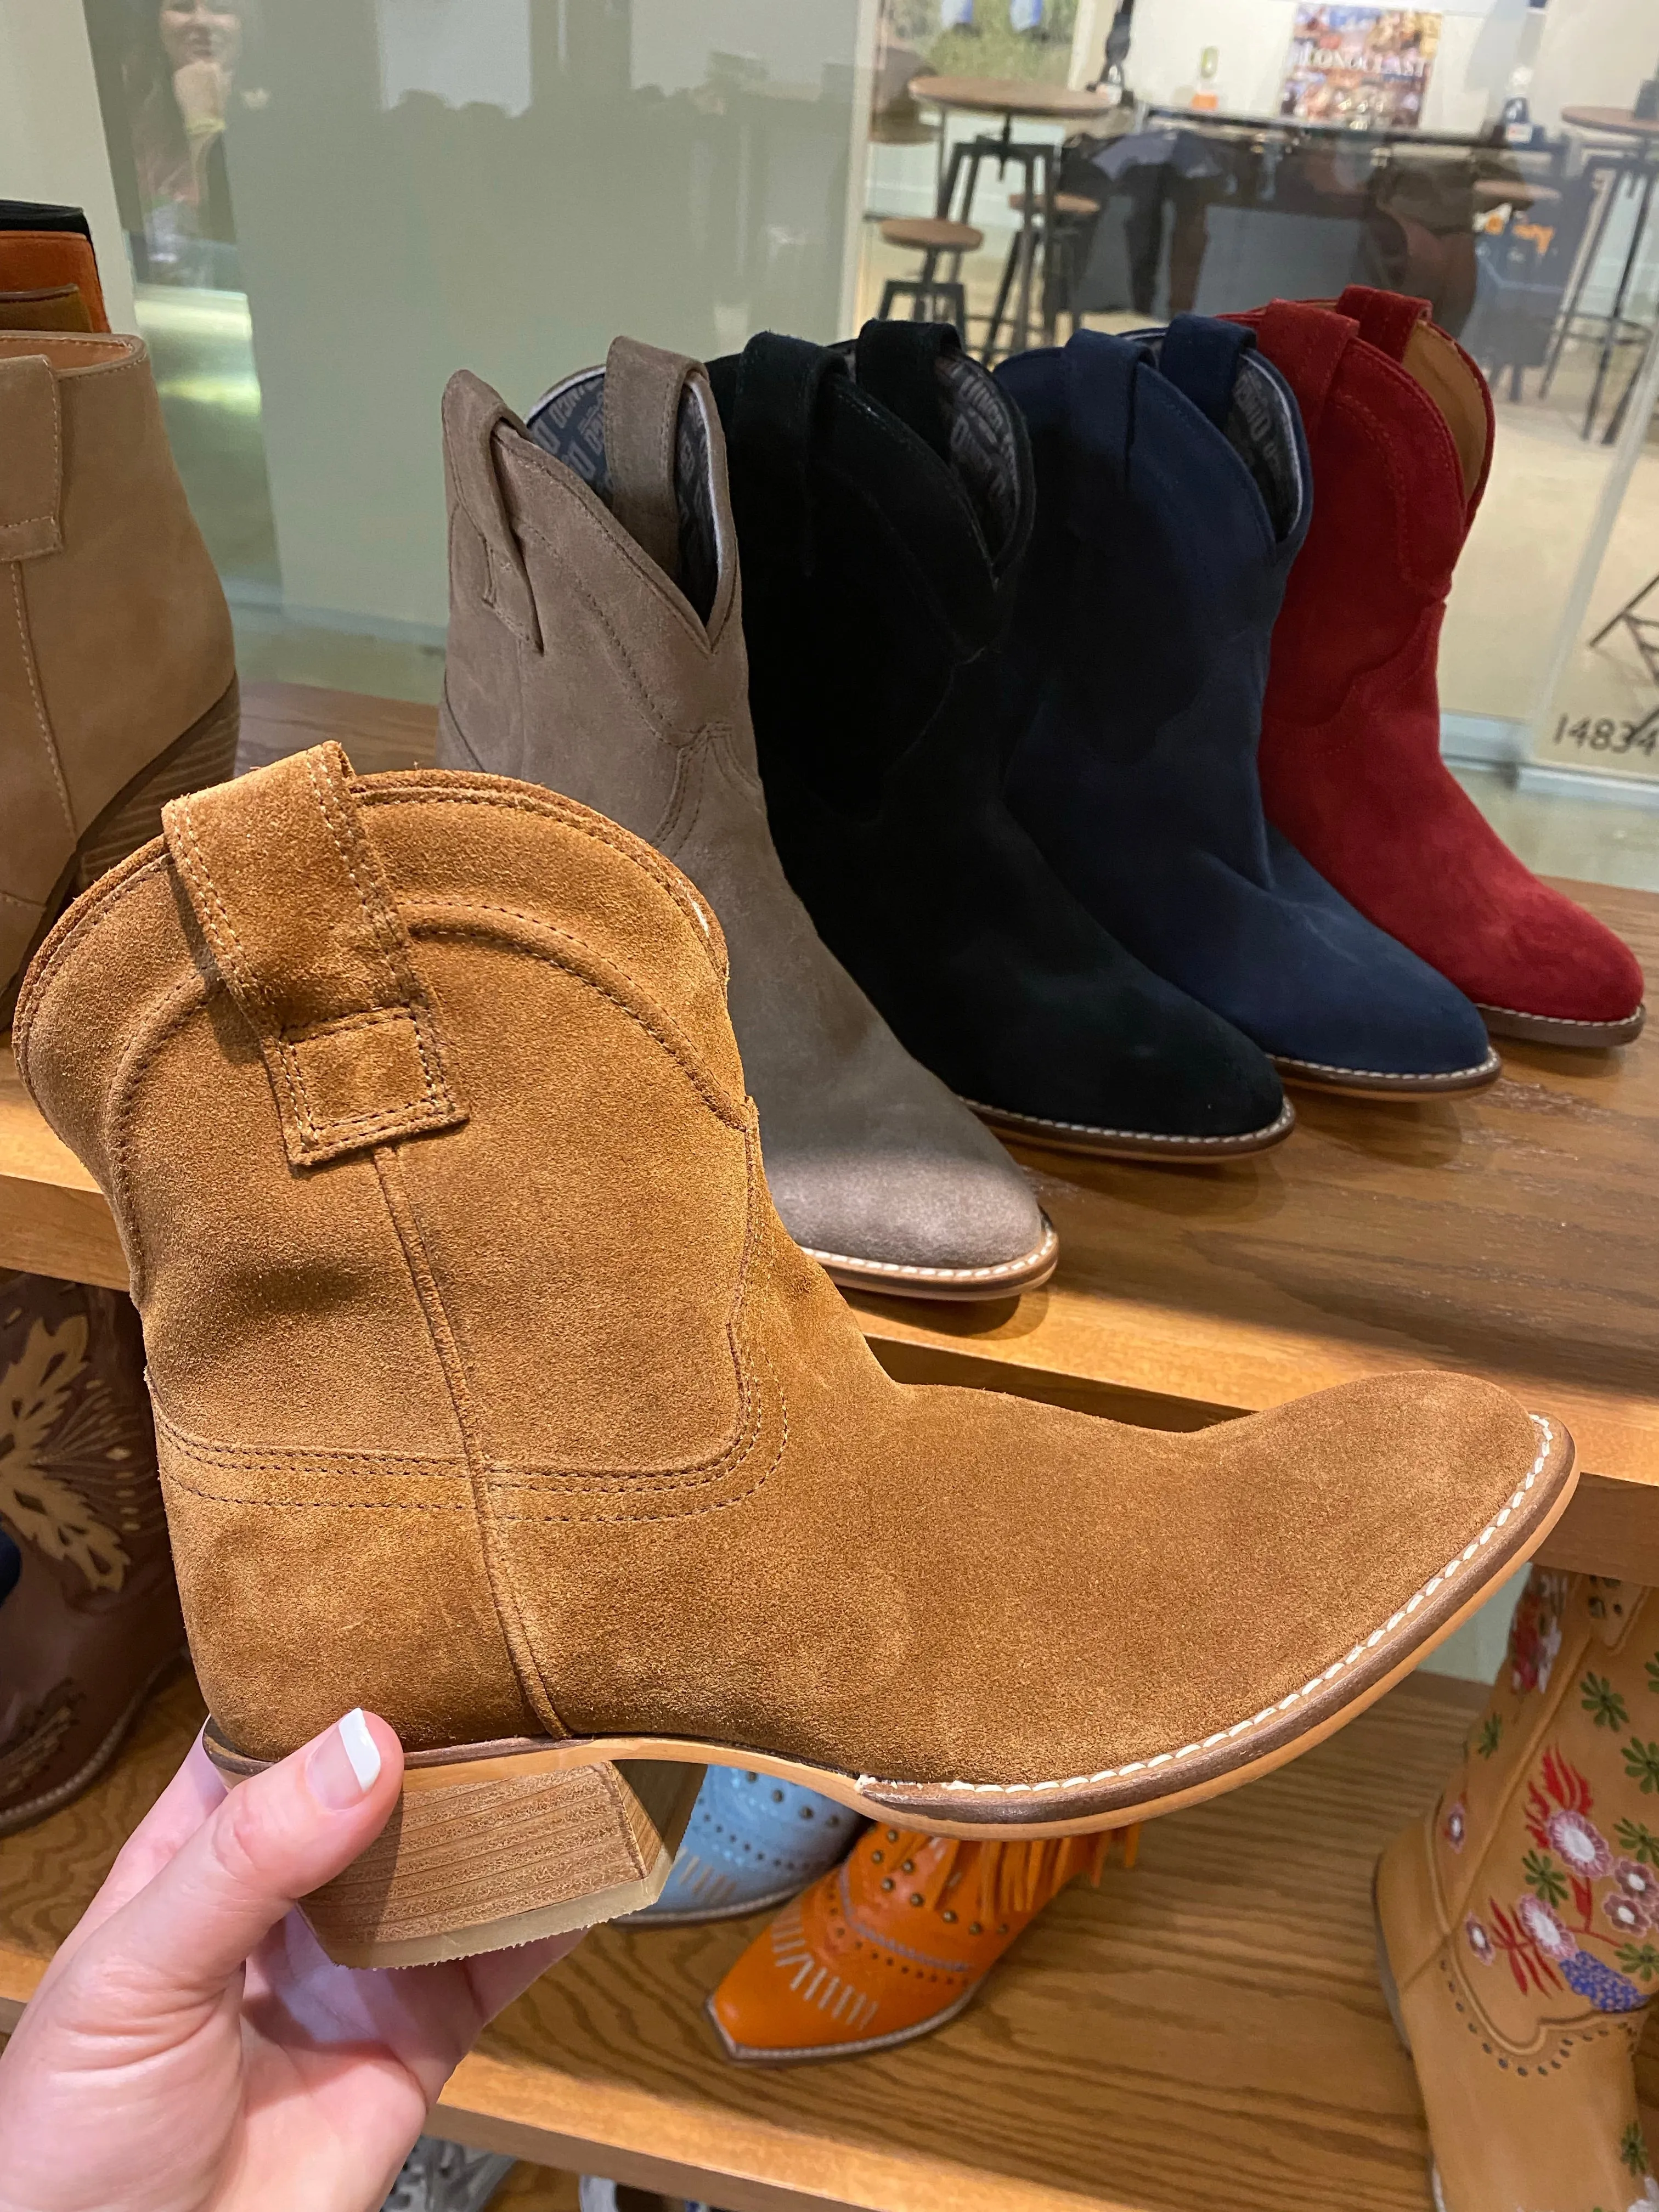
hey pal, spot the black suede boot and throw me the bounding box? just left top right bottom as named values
left=704, top=321, right=1290, bottom=1159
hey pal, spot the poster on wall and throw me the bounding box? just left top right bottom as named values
left=1279, top=7, right=1441, bottom=129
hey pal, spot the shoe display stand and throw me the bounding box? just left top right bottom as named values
left=2, top=682, right=1656, bottom=2212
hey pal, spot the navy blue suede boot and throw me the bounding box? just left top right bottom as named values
left=994, top=319, right=1498, bottom=1097
left=702, top=322, right=1291, bottom=1160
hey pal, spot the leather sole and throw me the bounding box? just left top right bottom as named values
left=203, top=1415, right=1575, bottom=1965
left=964, top=1095, right=1295, bottom=1161
left=704, top=1980, right=979, bottom=2065
left=1272, top=1046, right=1502, bottom=1099
left=805, top=1212, right=1058, bottom=1302
left=1, top=675, right=241, bottom=1020
left=1477, top=1000, right=1646, bottom=1049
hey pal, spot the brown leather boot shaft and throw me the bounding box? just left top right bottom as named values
left=1378, top=1571, right=1659, bottom=2209
left=0, top=331, right=234, bottom=990
left=0, top=1270, right=184, bottom=1835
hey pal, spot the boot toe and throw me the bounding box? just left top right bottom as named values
left=765, top=1139, right=1053, bottom=1293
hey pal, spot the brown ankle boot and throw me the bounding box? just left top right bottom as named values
left=1377, top=1570, right=1659, bottom=2210
left=0, top=1271, right=184, bottom=1835
left=1, top=331, right=238, bottom=1011
left=15, top=743, right=1576, bottom=1966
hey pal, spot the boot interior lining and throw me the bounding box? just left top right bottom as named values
left=527, top=365, right=720, bottom=623
left=936, top=349, right=1024, bottom=559
left=1131, top=330, right=1303, bottom=541
left=1402, top=323, right=1487, bottom=503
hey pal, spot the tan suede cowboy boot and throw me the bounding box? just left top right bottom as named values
left=1378, top=1570, right=1659, bottom=2211
left=15, top=743, right=1576, bottom=1966
left=0, top=1271, right=184, bottom=1835
left=439, top=340, right=1056, bottom=1301
left=1, top=331, right=238, bottom=1012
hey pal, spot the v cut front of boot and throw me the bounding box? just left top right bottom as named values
left=1232, top=286, right=1645, bottom=1052
left=995, top=315, right=1499, bottom=1098
left=439, top=337, right=1056, bottom=1302
left=15, top=740, right=1579, bottom=1969
left=706, top=319, right=1296, bottom=1163
left=0, top=330, right=240, bottom=1014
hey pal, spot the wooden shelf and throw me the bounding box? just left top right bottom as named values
left=13, top=1669, right=1617, bottom=2212
left=4, top=683, right=1656, bottom=1576
left=5, top=681, right=1658, bottom=2208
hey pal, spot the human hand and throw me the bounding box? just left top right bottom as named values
left=0, top=1713, right=577, bottom=2212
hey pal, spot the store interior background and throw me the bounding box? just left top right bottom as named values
left=2, top=0, right=1657, bottom=1677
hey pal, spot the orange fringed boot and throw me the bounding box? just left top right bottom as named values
left=708, top=1823, right=1138, bottom=2062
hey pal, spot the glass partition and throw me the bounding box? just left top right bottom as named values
left=73, top=0, right=1659, bottom=877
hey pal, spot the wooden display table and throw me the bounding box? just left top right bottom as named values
left=3, top=681, right=1657, bottom=2209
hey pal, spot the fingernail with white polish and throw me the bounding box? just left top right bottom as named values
left=307, top=1707, right=383, bottom=1809
left=339, top=1708, right=381, bottom=1789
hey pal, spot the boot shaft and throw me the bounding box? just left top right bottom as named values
left=1397, top=1571, right=1659, bottom=2042
left=0, top=333, right=233, bottom=881
left=12, top=743, right=802, bottom=1755
left=706, top=320, right=1030, bottom=819
left=439, top=342, right=754, bottom=843
left=997, top=316, right=1308, bottom=872
left=1229, top=287, right=1490, bottom=736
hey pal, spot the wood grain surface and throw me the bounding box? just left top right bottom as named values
left=13, top=1674, right=1655, bottom=2210
left=3, top=680, right=1655, bottom=1574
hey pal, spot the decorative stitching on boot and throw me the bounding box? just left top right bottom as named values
left=1271, top=1048, right=1500, bottom=1086
left=857, top=1415, right=1559, bottom=1797
left=1475, top=1001, right=1645, bottom=1031
left=802, top=1218, right=1058, bottom=1284
left=963, top=1096, right=1295, bottom=1148
left=11, top=565, right=75, bottom=833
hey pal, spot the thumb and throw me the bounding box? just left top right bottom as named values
left=81, top=1710, right=404, bottom=2008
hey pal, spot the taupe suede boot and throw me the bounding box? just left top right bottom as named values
left=0, top=1271, right=184, bottom=1835
left=15, top=743, right=1577, bottom=1967
left=0, top=331, right=238, bottom=1012
left=437, top=340, right=1056, bottom=1301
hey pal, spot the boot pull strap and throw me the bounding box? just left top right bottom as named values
left=1335, top=284, right=1429, bottom=362
left=441, top=370, right=541, bottom=649
left=1159, top=314, right=1255, bottom=432
left=1255, top=299, right=1355, bottom=441
left=601, top=335, right=695, bottom=586
left=853, top=317, right=959, bottom=462
left=162, top=743, right=467, bottom=1170
left=0, top=353, right=61, bottom=559
left=715, top=332, right=849, bottom=571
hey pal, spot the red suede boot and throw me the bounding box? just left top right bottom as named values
left=1231, top=286, right=1644, bottom=1048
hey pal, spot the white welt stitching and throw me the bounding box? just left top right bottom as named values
left=803, top=1218, right=1058, bottom=1285
left=857, top=1414, right=1558, bottom=1799
left=1476, top=1001, right=1645, bottom=1031
left=963, top=1097, right=1295, bottom=1148
left=1271, top=1049, right=1501, bottom=1086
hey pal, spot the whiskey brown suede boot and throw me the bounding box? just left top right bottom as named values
left=439, top=341, right=1056, bottom=1301
left=1377, top=1571, right=1659, bottom=2210
left=0, top=331, right=238, bottom=1013
left=15, top=743, right=1577, bottom=1966
left=0, top=1271, right=184, bottom=1835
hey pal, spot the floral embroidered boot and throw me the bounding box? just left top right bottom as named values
left=1376, top=1568, right=1659, bottom=2211
left=0, top=1271, right=185, bottom=1834
left=707, top=1823, right=1137, bottom=2062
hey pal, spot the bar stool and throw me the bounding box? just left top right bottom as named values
left=877, top=216, right=983, bottom=329
left=988, top=188, right=1102, bottom=349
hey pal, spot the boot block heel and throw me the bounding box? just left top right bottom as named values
left=205, top=1729, right=705, bottom=1968
left=74, top=676, right=242, bottom=892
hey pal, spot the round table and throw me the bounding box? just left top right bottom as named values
left=908, top=75, right=1121, bottom=356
